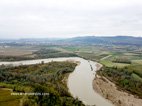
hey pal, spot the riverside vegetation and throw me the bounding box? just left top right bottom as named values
left=97, top=65, right=142, bottom=99
left=0, top=61, right=84, bottom=106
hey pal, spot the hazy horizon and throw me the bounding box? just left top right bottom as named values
left=0, top=35, right=142, bottom=40
left=0, top=0, right=142, bottom=38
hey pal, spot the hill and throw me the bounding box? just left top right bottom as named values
left=62, top=36, right=142, bottom=46
left=0, top=36, right=142, bottom=46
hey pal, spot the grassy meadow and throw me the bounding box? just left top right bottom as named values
left=0, top=88, right=22, bottom=106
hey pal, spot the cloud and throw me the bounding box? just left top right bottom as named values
left=0, top=0, right=142, bottom=38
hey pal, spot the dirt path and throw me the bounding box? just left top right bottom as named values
left=100, top=55, right=112, bottom=60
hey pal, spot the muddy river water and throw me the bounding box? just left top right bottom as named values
left=0, top=57, right=113, bottom=106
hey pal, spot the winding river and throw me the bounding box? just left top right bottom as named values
left=0, top=57, right=113, bottom=106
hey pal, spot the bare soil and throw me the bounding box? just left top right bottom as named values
left=0, top=48, right=35, bottom=57
left=93, top=71, right=142, bottom=106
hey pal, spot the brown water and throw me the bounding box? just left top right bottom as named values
left=0, top=57, right=113, bottom=106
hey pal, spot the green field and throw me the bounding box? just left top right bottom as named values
left=57, top=45, right=142, bottom=68
left=100, top=60, right=130, bottom=68
left=132, top=60, right=142, bottom=64
left=0, top=88, right=22, bottom=106
left=0, top=45, right=141, bottom=67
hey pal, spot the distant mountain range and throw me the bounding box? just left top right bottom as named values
left=0, top=36, right=142, bottom=46
left=60, top=36, right=142, bottom=46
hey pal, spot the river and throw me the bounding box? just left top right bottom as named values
left=0, top=57, right=113, bottom=106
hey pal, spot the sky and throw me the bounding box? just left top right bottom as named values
left=0, top=0, right=142, bottom=38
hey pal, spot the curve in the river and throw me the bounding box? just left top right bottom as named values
left=0, top=57, right=113, bottom=106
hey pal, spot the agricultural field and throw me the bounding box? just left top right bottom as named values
left=0, top=45, right=77, bottom=61
left=0, top=46, right=38, bottom=61
left=131, top=60, right=142, bottom=65
left=57, top=45, right=142, bottom=68
left=0, top=88, right=22, bottom=106
left=0, top=44, right=141, bottom=68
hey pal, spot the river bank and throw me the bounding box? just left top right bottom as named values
left=0, top=57, right=113, bottom=106
left=93, top=64, right=142, bottom=106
